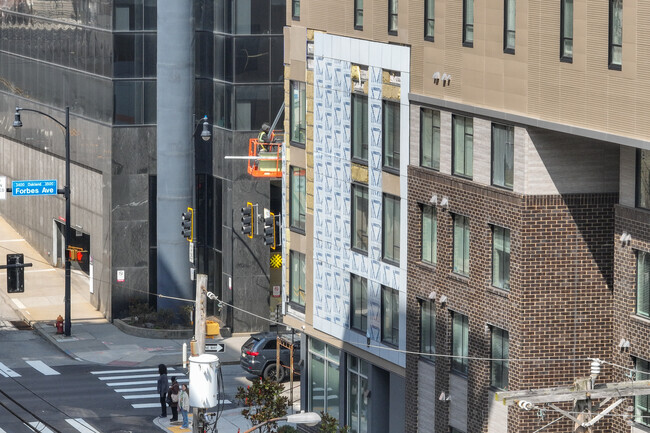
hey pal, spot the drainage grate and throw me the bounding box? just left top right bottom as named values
left=10, top=321, right=32, bottom=331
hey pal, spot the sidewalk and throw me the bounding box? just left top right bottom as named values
left=0, top=216, right=264, bottom=432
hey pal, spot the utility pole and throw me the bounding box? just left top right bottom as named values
left=193, top=273, right=208, bottom=433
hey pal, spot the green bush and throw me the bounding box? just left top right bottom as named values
left=318, top=412, right=350, bottom=433
left=236, top=378, right=289, bottom=433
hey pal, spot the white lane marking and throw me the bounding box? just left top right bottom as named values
left=97, top=372, right=186, bottom=381
left=0, top=362, right=20, bottom=378
left=65, top=418, right=101, bottom=433
left=132, top=402, right=161, bottom=408
left=123, top=393, right=160, bottom=399
left=11, top=299, right=26, bottom=310
left=26, top=360, right=60, bottom=376
left=91, top=367, right=163, bottom=375
left=107, top=378, right=188, bottom=387
left=114, top=386, right=156, bottom=392
left=28, top=423, right=54, bottom=433
left=0, top=427, right=7, bottom=433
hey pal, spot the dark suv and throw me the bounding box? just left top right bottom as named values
left=240, top=332, right=301, bottom=382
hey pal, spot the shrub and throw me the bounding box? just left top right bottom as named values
left=235, top=378, right=289, bottom=433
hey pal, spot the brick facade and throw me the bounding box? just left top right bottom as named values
left=406, top=166, right=617, bottom=433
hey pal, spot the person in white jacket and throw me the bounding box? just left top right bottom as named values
left=179, top=384, right=190, bottom=428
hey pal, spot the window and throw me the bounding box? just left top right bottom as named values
left=425, top=0, right=435, bottom=40
left=290, top=251, right=306, bottom=306
left=381, top=286, right=399, bottom=346
left=452, top=115, right=473, bottom=178
left=637, top=150, right=650, bottom=209
left=422, top=205, right=437, bottom=265
left=290, top=81, right=306, bottom=145
left=420, top=108, right=440, bottom=170
left=383, top=194, right=400, bottom=264
left=451, top=312, right=469, bottom=374
left=453, top=215, right=470, bottom=276
left=637, top=251, right=650, bottom=318
left=463, top=0, right=474, bottom=46
left=609, top=0, right=622, bottom=69
left=492, top=124, right=514, bottom=189
left=491, top=328, right=509, bottom=390
left=388, top=0, right=398, bottom=34
left=420, top=300, right=435, bottom=357
left=636, top=358, right=650, bottom=426
left=492, top=226, right=511, bottom=290
left=561, top=0, right=573, bottom=61
left=352, top=184, right=369, bottom=253
left=347, top=355, right=369, bottom=433
left=350, top=275, right=368, bottom=333
left=504, top=0, right=515, bottom=53
left=383, top=100, right=400, bottom=171
left=355, top=0, right=364, bottom=29
left=290, top=166, right=306, bottom=231
left=292, top=0, right=300, bottom=20
left=351, top=94, right=369, bottom=162
left=309, top=340, right=340, bottom=419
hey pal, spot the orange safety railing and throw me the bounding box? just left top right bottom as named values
left=247, top=132, right=283, bottom=178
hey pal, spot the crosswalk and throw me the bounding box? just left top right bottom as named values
left=0, top=360, right=61, bottom=378
left=90, top=367, right=231, bottom=409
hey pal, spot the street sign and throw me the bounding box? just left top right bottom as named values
left=205, top=343, right=225, bottom=353
left=0, top=176, right=5, bottom=200
left=11, top=180, right=58, bottom=197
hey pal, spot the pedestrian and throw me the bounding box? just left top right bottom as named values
left=179, top=384, right=190, bottom=428
left=168, top=376, right=180, bottom=422
left=156, top=364, right=169, bottom=418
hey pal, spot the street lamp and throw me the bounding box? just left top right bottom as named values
left=241, top=412, right=321, bottom=433
left=13, top=106, right=72, bottom=337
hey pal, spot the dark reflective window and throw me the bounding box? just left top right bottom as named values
left=113, top=34, right=157, bottom=78
left=114, top=0, right=157, bottom=30
left=271, top=0, right=286, bottom=34
left=114, top=80, right=156, bottom=125
left=235, top=85, right=270, bottom=130
left=214, top=0, right=232, bottom=33
left=234, top=37, right=270, bottom=83
left=214, top=35, right=233, bottom=81
left=214, top=83, right=233, bottom=129
left=234, top=0, right=270, bottom=34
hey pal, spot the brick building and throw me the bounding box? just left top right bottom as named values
left=281, top=0, right=650, bottom=432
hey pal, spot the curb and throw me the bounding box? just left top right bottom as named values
left=114, top=319, right=194, bottom=339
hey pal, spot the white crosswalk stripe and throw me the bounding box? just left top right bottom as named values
left=28, top=419, right=100, bottom=433
left=90, top=367, right=231, bottom=409
left=25, top=360, right=60, bottom=376
left=0, top=362, right=20, bottom=378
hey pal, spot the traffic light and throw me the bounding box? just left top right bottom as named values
left=6, top=254, right=24, bottom=293
left=241, top=202, right=254, bottom=239
left=263, top=212, right=276, bottom=249
left=181, top=207, right=194, bottom=242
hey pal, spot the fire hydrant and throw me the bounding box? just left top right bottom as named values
left=55, top=315, right=64, bottom=334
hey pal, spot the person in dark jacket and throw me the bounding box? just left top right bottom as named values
left=168, top=376, right=180, bottom=422
left=156, top=364, right=169, bottom=418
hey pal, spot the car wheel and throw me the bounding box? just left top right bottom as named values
left=262, top=363, right=285, bottom=382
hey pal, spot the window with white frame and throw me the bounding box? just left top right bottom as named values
left=350, top=274, right=368, bottom=333
left=381, top=286, right=399, bottom=346
left=637, top=250, right=650, bottom=318
left=383, top=100, right=400, bottom=171
left=351, top=93, right=368, bottom=162
left=290, top=250, right=305, bottom=306
left=352, top=184, right=369, bottom=253
left=290, top=81, right=306, bottom=144
left=382, top=193, right=400, bottom=264
left=422, top=205, right=437, bottom=265
left=490, top=327, right=509, bottom=390
left=451, top=312, right=469, bottom=374
left=453, top=214, right=470, bottom=276
left=492, top=226, right=510, bottom=290
left=290, top=166, right=306, bottom=231
left=492, top=124, right=514, bottom=189
left=308, top=339, right=340, bottom=419
left=452, top=115, right=473, bottom=178
left=420, top=108, right=440, bottom=170
left=347, top=354, right=369, bottom=433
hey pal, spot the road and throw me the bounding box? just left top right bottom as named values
left=0, top=321, right=275, bottom=433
